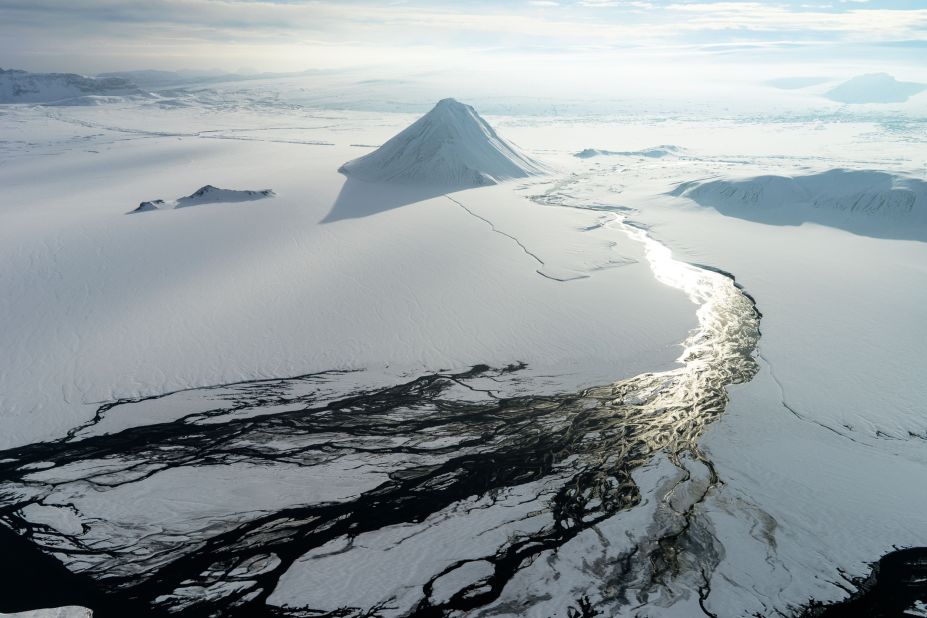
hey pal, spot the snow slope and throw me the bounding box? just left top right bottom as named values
left=338, top=98, right=546, bottom=187
left=130, top=185, right=275, bottom=213
left=672, top=169, right=927, bottom=240
left=0, top=69, right=142, bottom=104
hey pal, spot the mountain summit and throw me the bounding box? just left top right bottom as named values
left=338, top=98, right=546, bottom=188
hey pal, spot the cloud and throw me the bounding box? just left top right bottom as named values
left=0, top=0, right=924, bottom=73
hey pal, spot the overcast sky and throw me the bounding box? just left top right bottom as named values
left=1, top=0, right=925, bottom=75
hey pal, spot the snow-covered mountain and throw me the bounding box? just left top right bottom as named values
left=338, top=98, right=546, bottom=187
left=671, top=169, right=927, bottom=239
left=0, top=68, right=143, bottom=104
left=824, top=73, right=925, bottom=104
left=575, top=145, right=682, bottom=159
left=130, top=185, right=275, bottom=213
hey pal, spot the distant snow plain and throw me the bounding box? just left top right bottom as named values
left=1, top=70, right=926, bottom=617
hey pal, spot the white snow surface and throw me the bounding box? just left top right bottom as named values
left=3, top=80, right=927, bottom=616
left=338, top=98, right=547, bottom=187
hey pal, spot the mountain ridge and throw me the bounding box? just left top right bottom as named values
left=0, top=68, right=144, bottom=104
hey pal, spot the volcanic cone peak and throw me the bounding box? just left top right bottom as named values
left=338, top=98, right=547, bottom=188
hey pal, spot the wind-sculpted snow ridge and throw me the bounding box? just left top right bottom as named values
left=0, top=218, right=761, bottom=617
left=338, top=98, right=547, bottom=188
left=0, top=68, right=143, bottom=104
left=671, top=169, right=927, bottom=241
left=575, top=145, right=682, bottom=159
left=129, top=185, right=275, bottom=213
